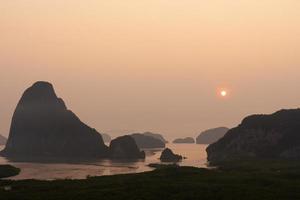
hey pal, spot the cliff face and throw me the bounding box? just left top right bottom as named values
left=1, top=81, right=109, bottom=159
left=196, top=127, right=229, bottom=144
left=207, top=109, right=300, bottom=163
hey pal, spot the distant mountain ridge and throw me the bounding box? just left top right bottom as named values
left=130, top=133, right=165, bottom=149
left=143, top=132, right=168, bottom=143
left=207, top=109, right=300, bottom=163
left=196, top=127, right=229, bottom=144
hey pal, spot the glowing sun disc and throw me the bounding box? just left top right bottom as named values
left=220, top=90, right=227, bottom=97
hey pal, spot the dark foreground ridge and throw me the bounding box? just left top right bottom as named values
left=0, top=160, right=300, bottom=200
left=207, top=109, right=300, bottom=163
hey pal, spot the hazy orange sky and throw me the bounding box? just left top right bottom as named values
left=1, top=0, right=300, bottom=139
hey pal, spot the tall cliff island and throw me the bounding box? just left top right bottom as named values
left=1, top=81, right=109, bottom=160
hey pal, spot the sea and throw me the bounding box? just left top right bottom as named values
left=0, top=144, right=208, bottom=180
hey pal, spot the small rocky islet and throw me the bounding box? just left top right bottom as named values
left=159, top=148, right=183, bottom=162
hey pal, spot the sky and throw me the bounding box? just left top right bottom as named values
left=1, top=0, right=300, bottom=140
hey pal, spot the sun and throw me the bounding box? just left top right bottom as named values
left=220, top=90, right=227, bottom=97
left=216, top=87, right=230, bottom=98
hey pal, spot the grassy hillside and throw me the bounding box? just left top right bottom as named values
left=0, top=160, right=300, bottom=200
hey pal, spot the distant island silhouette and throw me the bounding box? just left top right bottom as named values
left=130, top=133, right=166, bottom=149
left=173, top=137, right=195, bottom=144
left=196, top=127, right=229, bottom=144
left=143, top=132, right=168, bottom=143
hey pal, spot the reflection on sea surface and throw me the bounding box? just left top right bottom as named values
left=0, top=144, right=208, bottom=180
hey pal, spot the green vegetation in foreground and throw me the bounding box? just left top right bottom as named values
left=1, top=160, right=300, bottom=200
left=0, top=165, right=20, bottom=179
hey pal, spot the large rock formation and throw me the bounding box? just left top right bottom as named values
left=173, top=137, right=195, bottom=144
left=160, top=148, right=183, bottom=162
left=0, top=135, right=7, bottom=145
left=130, top=133, right=166, bottom=149
left=1, top=81, right=109, bottom=159
left=143, top=132, right=168, bottom=143
left=109, top=135, right=145, bottom=159
left=196, top=127, right=229, bottom=144
left=207, top=109, right=300, bottom=163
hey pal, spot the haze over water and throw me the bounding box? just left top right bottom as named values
left=0, top=144, right=208, bottom=180
left=1, top=0, right=300, bottom=139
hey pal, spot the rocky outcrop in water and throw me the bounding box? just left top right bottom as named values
left=207, top=109, right=300, bottom=163
left=131, top=133, right=165, bottom=149
left=1, top=81, right=109, bottom=159
left=160, top=148, right=183, bottom=162
left=173, top=137, right=195, bottom=144
left=196, top=127, right=229, bottom=144
left=109, top=135, right=145, bottom=159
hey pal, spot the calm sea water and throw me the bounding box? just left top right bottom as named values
left=0, top=144, right=208, bottom=180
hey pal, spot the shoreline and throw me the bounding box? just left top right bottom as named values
left=1, top=160, right=300, bottom=199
